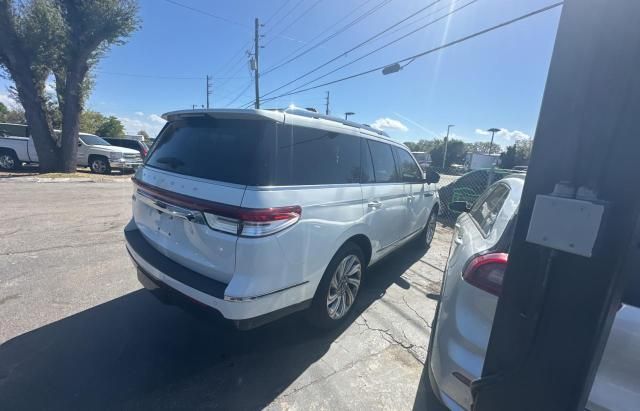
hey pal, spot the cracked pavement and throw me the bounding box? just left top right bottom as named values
left=0, top=181, right=451, bottom=410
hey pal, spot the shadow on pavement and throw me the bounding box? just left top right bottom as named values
left=0, top=243, right=444, bottom=410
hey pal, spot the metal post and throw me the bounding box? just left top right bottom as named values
left=325, top=91, right=330, bottom=115
left=206, top=75, right=212, bottom=109
left=254, top=18, right=260, bottom=109
left=442, top=124, right=454, bottom=169
left=472, top=1, right=640, bottom=410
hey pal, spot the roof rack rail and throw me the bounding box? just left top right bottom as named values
left=282, top=107, right=391, bottom=139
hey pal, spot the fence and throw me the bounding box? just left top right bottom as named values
left=431, top=167, right=521, bottom=224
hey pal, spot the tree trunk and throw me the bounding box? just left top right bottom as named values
left=58, top=62, right=89, bottom=173
left=12, top=73, right=63, bottom=172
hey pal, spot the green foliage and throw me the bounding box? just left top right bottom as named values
left=79, top=110, right=107, bottom=134
left=430, top=139, right=467, bottom=168
left=402, top=139, right=438, bottom=153
left=0, top=102, right=26, bottom=123
left=500, top=138, right=532, bottom=169
left=95, top=116, right=124, bottom=137
left=466, top=141, right=502, bottom=154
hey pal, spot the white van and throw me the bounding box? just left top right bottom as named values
left=124, top=108, right=441, bottom=329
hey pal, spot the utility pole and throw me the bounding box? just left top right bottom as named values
left=344, top=112, right=355, bottom=120
left=253, top=18, right=261, bottom=109
left=325, top=91, right=330, bottom=115
left=442, top=124, right=454, bottom=169
left=206, top=75, right=212, bottom=109
left=473, top=1, right=640, bottom=410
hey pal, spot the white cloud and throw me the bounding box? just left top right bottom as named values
left=475, top=128, right=531, bottom=141
left=134, top=111, right=144, bottom=116
left=0, top=93, right=13, bottom=107
left=118, top=113, right=166, bottom=138
left=371, top=117, right=408, bottom=132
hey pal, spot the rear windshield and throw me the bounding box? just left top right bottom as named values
left=146, top=117, right=364, bottom=186
left=146, top=117, right=267, bottom=185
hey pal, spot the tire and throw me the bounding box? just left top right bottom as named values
left=0, top=150, right=19, bottom=170
left=90, top=157, right=111, bottom=174
left=416, top=207, right=438, bottom=249
left=308, top=242, right=365, bottom=329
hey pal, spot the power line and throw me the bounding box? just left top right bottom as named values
left=264, top=0, right=293, bottom=25
left=163, top=0, right=250, bottom=30
left=266, top=0, right=480, bottom=99
left=261, top=0, right=440, bottom=90
left=262, top=1, right=304, bottom=38
left=263, top=0, right=324, bottom=47
left=258, top=2, right=564, bottom=105
left=262, top=0, right=392, bottom=76
left=226, top=80, right=254, bottom=107
left=95, top=70, right=247, bottom=80
left=263, top=0, right=376, bottom=72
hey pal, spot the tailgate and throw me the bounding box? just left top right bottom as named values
left=132, top=167, right=244, bottom=284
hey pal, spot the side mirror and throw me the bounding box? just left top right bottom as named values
left=449, top=201, right=471, bottom=213
left=78, top=141, right=82, bottom=146
left=423, top=169, right=440, bottom=184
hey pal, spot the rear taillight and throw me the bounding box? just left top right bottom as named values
left=133, top=178, right=301, bottom=237
left=462, top=253, right=508, bottom=296
left=204, top=206, right=301, bottom=237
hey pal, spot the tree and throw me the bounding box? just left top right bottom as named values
left=0, top=102, right=7, bottom=121
left=466, top=141, right=502, bottom=154
left=137, top=129, right=149, bottom=139
left=95, top=115, right=123, bottom=137
left=0, top=0, right=139, bottom=172
left=430, top=139, right=467, bottom=168
left=500, top=138, right=533, bottom=169
left=79, top=110, right=106, bottom=134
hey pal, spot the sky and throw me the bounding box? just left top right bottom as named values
left=0, top=0, right=562, bottom=147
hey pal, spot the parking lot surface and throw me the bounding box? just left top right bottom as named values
left=0, top=180, right=451, bottom=410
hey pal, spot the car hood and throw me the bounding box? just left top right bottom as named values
left=90, top=145, right=139, bottom=154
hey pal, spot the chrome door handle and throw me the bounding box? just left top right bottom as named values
left=367, top=200, right=382, bottom=209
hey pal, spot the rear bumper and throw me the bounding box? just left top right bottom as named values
left=124, top=223, right=311, bottom=329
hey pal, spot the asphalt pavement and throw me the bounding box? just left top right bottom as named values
left=0, top=179, right=451, bottom=410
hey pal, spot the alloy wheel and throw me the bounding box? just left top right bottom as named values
left=0, top=154, right=15, bottom=170
left=425, top=211, right=437, bottom=246
left=326, top=254, right=362, bottom=320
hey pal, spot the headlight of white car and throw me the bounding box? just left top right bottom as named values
left=109, top=152, right=124, bottom=160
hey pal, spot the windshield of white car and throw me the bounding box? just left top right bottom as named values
left=80, top=135, right=111, bottom=146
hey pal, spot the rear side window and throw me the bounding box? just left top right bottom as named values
left=470, top=184, right=510, bottom=235
left=146, top=117, right=270, bottom=185
left=361, top=139, right=375, bottom=184
left=393, top=147, right=423, bottom=183
left=264, top=126, right=361, bottom=186
left=368, top=140, right=398, bottom=183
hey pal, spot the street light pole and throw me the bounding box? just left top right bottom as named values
left=345, top=112, right=355, bottom=120
left=488, top=127, right=500, bottom=155
left=442, top=124, right=454, bottom=169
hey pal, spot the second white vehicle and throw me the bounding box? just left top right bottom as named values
left=0, top=123, right=142, bottom=173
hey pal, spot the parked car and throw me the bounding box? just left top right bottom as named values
left=102, top=137, right=149, bottom=158
left=0, top=123, right=143, bottom=173
left=438, top=168, right=516, bottom=218
left=427, top=175, right=640, bottom=411
left=124, top=108, right=441, bottom=330
left=412, top=151, right=431, bottom=169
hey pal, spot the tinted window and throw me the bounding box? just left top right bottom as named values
left=394, top=148, right=423, bottom=182
left=360, top=139, right=375, bottom=184
left=368, top=140, right=398, bottom=183
left=264, top=126, right=361, bottom=186
left=80, top=134, right=110, bottom=146
left=147, top=117, right=271, bottom=185
left=470, top=184, right=510, bottom=235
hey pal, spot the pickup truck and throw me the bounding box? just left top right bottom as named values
left=0, top=123, right=143, bottom=174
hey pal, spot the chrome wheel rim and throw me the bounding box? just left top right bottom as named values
left=425, top=212, right=437, bottom=246
left=92, top=159, right=106, bottom=173
left=0, top=154, right=15, bottom=169
left=327, top=254, right=362, bottom=320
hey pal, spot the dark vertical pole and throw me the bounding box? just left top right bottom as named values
left=472, top=1, right=640, bottom=410
left=206, top=75, right=212, bottom=109
left=325, top=91, right=330, bottom=115
left=254, top=18, right=260, bottom=109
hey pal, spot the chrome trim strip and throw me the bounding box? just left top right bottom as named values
left=224, top=281, right=310, bottom=302
left=135, top=189, right=206, bottom=224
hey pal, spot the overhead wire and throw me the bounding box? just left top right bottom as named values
left=257, top=2, right=564, bottom=105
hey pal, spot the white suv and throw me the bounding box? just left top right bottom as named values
left=124, top=108, right=440, bottom=329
